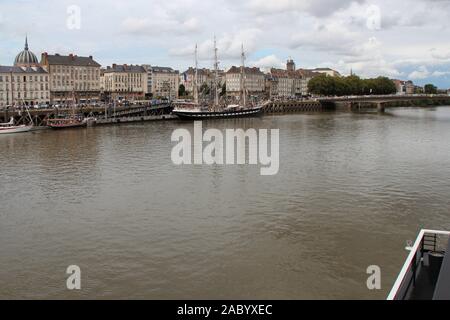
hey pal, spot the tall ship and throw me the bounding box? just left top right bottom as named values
left=173, top=40, right=263, bottom=120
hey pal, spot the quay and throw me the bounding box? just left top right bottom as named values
left=0, top=103, right=173, bottom=127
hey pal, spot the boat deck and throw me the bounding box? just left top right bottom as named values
left=389, top=231, right=450, bottom=300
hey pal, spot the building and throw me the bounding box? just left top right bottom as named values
left=142, top=66, right=179, bottom=100
left=309, top=68, right=341, bottom=77
left=0, top=37, right=50, bottom=107
left=226, top=66, right=265, bottom=96
left=180, top=67, right=225, bottom=95
left=102, top=64, right=148, bottom=101
left=286, top=58, right=296, bottom=72
left=269, top=68, right=302, bottom=98
left=40, top=53, right=101, bottom=104
left=267, top=60, right=320, bottom=98
left=393, top=80, right=415, bottom=95
left=297, top=69, right=320, bottom=96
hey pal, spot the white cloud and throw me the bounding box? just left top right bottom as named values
left=245, top=0, right=365, bottom=17
left=250, top=55, right=285, bottom=71
left=1, top=0, right=450, bottom=87
left=409, top=66, right=431, bottom=80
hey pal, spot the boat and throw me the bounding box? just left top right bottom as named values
left=173, top=44, right=202, bottom=113
left=173, top=41, right=264, bottom=120
left=173, top=105, right=263, bottom=120
left=47, top=116, right=87, bottom=129
left=388, top=229, right=450, bottom=300
left=48, top=91, right=89, bottom=129
left=0, top=117, right=33, bottom=134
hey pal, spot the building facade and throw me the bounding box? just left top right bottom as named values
left=180, top=67, right=225, bottom=95
left=40, top=53, right=101, bottom=104
left=310, top=68, right=341, bottom=77
left=225, top=66, right=265, bottom=96
left=0, top=38, right=50, bottom=107
left=268, top=60, right=320, bottom=98
left=143, top=66, right=179, bottom=100
left=102, top=64, right=148, bottom=101
left=393, top=79, right=415, bottom=95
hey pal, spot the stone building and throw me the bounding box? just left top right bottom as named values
left=268, top=60, right=320, bottom=98
left=143, top=66, right=179, bottom=100
left=180, top=67, right=225, bottom=95
left=0, top=37, right=50, bottom=107
left=225, top=66, right=265, bottom=96
left=102, top=64, right=148, bottom=101
left=40, top=53, right=101, bottom=104
left=393, top=79, right=415, bottom=95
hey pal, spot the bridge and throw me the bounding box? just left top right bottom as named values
left=318, top=94, right=450, bottom=112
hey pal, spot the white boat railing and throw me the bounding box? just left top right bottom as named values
left=387, top=229, right=450, bottom=300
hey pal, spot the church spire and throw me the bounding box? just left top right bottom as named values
left=25, top=35, right=29, bottom=50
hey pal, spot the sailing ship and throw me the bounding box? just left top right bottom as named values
left=0, top=117, right=33, bottom=134
left=173, top=41, right=263, bottom=120
left=47, top=116, right=88, bottom=129
left=47, top=92, right=88, bottom=129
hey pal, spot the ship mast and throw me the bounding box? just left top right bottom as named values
left=194, top=44, right=199, bottom=105
left=213, top=36, right=219, bottom=109
left=240, top=44, right=246, bottom=108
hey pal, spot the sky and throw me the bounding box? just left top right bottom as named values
left=1, top=0, right=450, bottom=88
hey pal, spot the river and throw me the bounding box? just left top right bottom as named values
left=1, top=107, right=450, bottom=299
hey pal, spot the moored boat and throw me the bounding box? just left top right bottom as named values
left=173, top=105, right=263, bottom=120
left=173, top=40, right=264, bottom=121
left=47, top=117, right=87, bottom=129
left=0, top=117, right=33, bottom=135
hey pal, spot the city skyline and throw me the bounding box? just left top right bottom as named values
left=1, top=0, right=450, bottom=88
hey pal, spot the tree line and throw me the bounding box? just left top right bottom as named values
left=308, top=75, right=397, bottom=96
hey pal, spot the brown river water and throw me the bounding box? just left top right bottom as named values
left=1, top=107, right=450, bottom=299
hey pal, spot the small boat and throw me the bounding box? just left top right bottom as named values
left=0, top=117, right=33, bottom=135
left=47, top=117, right=87, bottom=129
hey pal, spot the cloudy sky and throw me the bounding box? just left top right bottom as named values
left=1, top=0, right=450, bottom=88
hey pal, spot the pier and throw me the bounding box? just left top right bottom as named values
left=0, top=103, right=173, bottom=126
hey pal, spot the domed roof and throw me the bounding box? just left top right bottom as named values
left=14, top=37, right=39, bottom=67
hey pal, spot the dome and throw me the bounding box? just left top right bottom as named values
left=14, top=37, right=39, bottom=67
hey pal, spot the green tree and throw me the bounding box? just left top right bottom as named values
left=424, top=84, right=438, bottom=94
left=346, top=75, right=363, bottom=95
left=308, top=74, right=396, bottom=96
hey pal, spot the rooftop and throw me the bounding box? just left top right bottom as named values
left=104, top=64, right=146, bottom=73
left=0, top=65, right=48, bottom=74
left=41, top=53, right=101, bottom=67
left=226, top=66, right=264, bottom=75
left=148, top=66, right=179, bottom=74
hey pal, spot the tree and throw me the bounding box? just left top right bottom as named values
left=178, top=84, right=186, bottom=97
left=424, top=84, right=438, bottom=94
left=345, top=75, right=363, bottom=95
